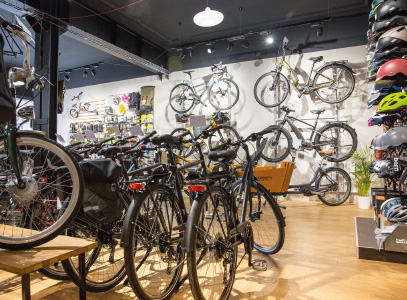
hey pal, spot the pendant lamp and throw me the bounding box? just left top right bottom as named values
left=193, top=1, right=224, bottom=27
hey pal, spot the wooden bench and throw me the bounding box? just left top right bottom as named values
left=0, top=231, right=98, bottom=300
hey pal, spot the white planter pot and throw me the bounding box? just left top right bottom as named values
left=357, top=196, right=371, bottom=209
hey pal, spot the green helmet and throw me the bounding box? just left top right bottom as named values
left=377, top=92, right=407, bottom=114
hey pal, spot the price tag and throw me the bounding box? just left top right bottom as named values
left=107, top=126, right=121, bottom=136
left=84, top=130, right=97, bottom=141
left=55, top=134, right=65, bottom=143
left=161, top=152, right=168, bottom=164
left=189, top=115, right=206, bottom=127
left=129, top=125, right=144, bottom=136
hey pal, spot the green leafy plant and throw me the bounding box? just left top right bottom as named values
left=351, top=147, right=375, bottom=197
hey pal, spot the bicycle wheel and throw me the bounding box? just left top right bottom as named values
left=208, top=125, right=240, bottom=153
left=315, top=167, right=351, bottom=206
left=257, top=126, right=292, bottom=163
left=312, top=64, right=355, bottom=104
left=185, top=185, right=237, bottom=300
left=70, top=108, right=79, bottom=118
left=314, top=123, right=358, bottom=162
left=169, top=83, right=195, bottom=113
left=62, top=194, right=129, bottom=292
left=39, top=263, right=69, bottom=280
left=171, top=128, right=195, bottom=158
left=254, top=71, right=290, bottom=108
left=123, top=184, right=184, bottom=300
left=233, top=180, right=285, bottom=255
left=208, top=78, right=239, bottom=111
left=0, top=133, right=83, bottom=250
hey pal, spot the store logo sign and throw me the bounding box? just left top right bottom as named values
left=395, top=238, right=407, bottom=244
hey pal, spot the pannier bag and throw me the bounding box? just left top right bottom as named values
left=128, top=92, right=140, bottom=111
left=80, top=159, right=123, bottom=224
left=0, top=34, right=15, bottom=125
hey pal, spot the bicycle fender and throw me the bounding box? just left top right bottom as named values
left=120, top=192, right=144, bottom=248
left=317, top=122, right=357, bottom=136
left=17, top=130, right=46, bottom=137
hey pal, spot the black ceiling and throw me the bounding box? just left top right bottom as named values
left=79, top=0, right=370, bottom=48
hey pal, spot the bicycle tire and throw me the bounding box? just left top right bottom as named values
left=123, top=184, right=184, bottom=300
left=312, top=64, right=355, bottom=104
left=208, top=124, right=240, bottom=153
left=39, top=262, right=70, bottom=281
left=208, top=78, right=239, bottom=111
left=169, top=83, right=195, bottom=113
left=314, top=123, right=357, bottom=162
left=171, top=128, right=195, bottom=157
left=0, top=132, right=84, bottom=250
left=185, top=185, right=237, bottom=300
left=257, top=125, right=293, bottom=163
left=233, top=179, right=285, bottom=255
left=62, top=194, right=129, bottom=292
left=315, top=167, right=352, bottom=206
left=254, top=71, right=290, bottom=108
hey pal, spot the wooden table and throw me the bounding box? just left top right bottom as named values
left=0, top=230, right=98, bottom=300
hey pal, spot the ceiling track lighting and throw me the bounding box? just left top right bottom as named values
left=227, top=42, right=234, bottom=51
left=179, top=49, right=187, bottom=59
left=266, top=36, right=274, bottom=44
left=189, top=49, right=194, bottom=57
left=312, top=22, right=324, bottom=37
left=83, top=69, right=88, bottom=78
left=208, top=45, right=215, bottom=54
left=91, top=68, right=96, bottom=76
left=241, top=40, right=250, bottom=49
left=64, top=74, right=70, bottom=81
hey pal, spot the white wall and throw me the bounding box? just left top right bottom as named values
left=58, top=45, right=382, bottom=198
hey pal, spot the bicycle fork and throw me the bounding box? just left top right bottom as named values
left=7, top=119, right=25, bottom=188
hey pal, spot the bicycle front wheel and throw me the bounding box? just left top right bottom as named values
left=208, top=78, right=239, bottom=111
left=314, top=123, right=357, bottom=162
left=208, top=125, right=240, bottom=153
left=186, top=185, right=237, bottom=300
left=0, top=133, right=83, bottom=250
left=257, top=126, right=293, bottom=163
left=123, top=184, right=184, bottom=300
left=315, top=167, right=351, bottom=206
left=312, top=64, right=355, bottom=104
left=254, top=71, right=290, bottom=108
left=169, top=83, right=195, bottom=113
left=233, top=180, right=285, bottom=255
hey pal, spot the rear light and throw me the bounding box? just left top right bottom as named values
left=188, top=185, right=206, bottom=192
left=140, top=144, right=146, bottom=148
left=226, top=138, right=232, bottom=142
left=68, top=180, right=73, bottom=186
left=39, top=178, right=47, bottom=183
left=129, top=183, right=144, bottom=190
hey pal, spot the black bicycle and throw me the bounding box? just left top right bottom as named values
left=259, top=106, right=358, bottom=163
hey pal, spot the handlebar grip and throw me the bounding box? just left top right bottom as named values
left=144, top=130, right=157, bottom=140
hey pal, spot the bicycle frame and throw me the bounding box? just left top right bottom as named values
left=279, top=113, right=322, bottom=142
left=184, top=72, right=224, bottom=100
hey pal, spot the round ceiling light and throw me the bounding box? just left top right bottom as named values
left=193, top=7, right=224, bottom=27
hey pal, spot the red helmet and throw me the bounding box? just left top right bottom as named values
left=376, top=58, right=407, bottom=81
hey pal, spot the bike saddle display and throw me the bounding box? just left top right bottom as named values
left=309, top=56, right=323, bottom=62
left=310, top=109, right=325, bottom=115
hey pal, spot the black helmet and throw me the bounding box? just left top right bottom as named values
left=372, top=15, right=407, bottom=39
left=376, top=0, right=407, bottom=22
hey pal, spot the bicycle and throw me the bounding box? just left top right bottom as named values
left=254, top=37, right=355, bottom=108
left=184, top=128, right=286, bottom=300
left=171, top=111, right=240, bottom=158
left=0, top=16, right=84, bottom=250
left=169, top=62, right=239, bottom=113
left=69, top=91, right=98, bottom=118
left=258, top=106, right=358, bottom=163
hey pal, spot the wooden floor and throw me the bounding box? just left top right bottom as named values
left=1, top=201, right=407, bottom=300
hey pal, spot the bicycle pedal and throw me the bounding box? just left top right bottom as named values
left=252, top=259, right=267, bottom=271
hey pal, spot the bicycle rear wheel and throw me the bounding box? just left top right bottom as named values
left=169, top=83, right=195, bottom=113
left=171, top=128, right=195, bottom=158
left=312, top=64, right=355, bottom=104
left=315, top=167, right=351, bottom=206
left=208, top=78, right=239, bottom=111
left=257, top=126, right=292, bottom=163
left=0, top=133, right=83, bottom=250
left=208, top=125, right=240, bottom=153
left=186, top=185, right=237, bottom=300
left=254, top=71, right=290, bottom=108
left=123, top=184, right=184, bottom=300
left=233, top=180, right=285, bottom=255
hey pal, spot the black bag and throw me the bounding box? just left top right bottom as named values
left=0, top=34, right=15, bottom=125
left=80, top=159, right=123, bottom=224
left=129, top=92, right=140, bottom=111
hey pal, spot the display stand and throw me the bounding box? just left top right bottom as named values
left=0, top=227, right=98, bottom=300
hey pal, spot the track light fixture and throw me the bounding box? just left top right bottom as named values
left=312, top=22, right=324, bottom=37
left=189, top=49, right=194, bottom=57
left=266, top=36, right=274, bottom=44
left=179, top=49, right=186, bottom=59
left=241, top=40, right=250, bottom=48
left=91, top=68, right=96, bottom=76
left=64, top=74, right=70, bottom=81
left=208, top=45, right=215, bottom=54
left=83, top=69, right=88, bottom=78
left=227, top=42, right=234, bottom=51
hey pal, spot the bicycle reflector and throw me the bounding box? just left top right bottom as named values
left=226, top=138, right=232, bottom=142
left=129, top=183, right=144, bottom=190
left=188, top=185, right=206, bottom=192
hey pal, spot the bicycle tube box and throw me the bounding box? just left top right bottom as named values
left=237, top=162, right=295, bottom=193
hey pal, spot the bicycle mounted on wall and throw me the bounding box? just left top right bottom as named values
left=169, top=61, right=240, bottom=113
left=258, top=106, right=358, bottom=163
left=254, top=37, right=356, bottom=108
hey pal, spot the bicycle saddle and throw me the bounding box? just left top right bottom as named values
left=208, top=149, right=237, bottom=162
left=310, top=109, right=325, bottom=115
left=152, top=134, right=179, bottom=146
left=318, top=151, right=333, bottom=156
left=309, top=56, right=323, bottom=63
left=100, top=146, right=126, bottom=156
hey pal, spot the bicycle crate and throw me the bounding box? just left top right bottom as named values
left=237, top=162, right=295, bottom=193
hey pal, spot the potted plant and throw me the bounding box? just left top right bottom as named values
left=351, top=147, right=375, bottom=209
